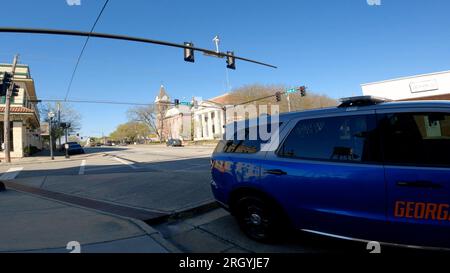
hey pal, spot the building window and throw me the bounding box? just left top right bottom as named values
left=0, top=96, right=15, bottom=104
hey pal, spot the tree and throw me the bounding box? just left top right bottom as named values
left=109, top=122, right=150, bottom=143
left=224, top=84, right=337, bottom=114
left=127, top=105, right=160, bottom=140
left=40, top=102, right=82, bottom=148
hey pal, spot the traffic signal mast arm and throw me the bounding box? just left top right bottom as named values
left=0, top=27, right=277, bottom=69
left=232, top=86, right=307, bottom=107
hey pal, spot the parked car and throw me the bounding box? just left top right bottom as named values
left=166, top=138, right=182, bottom=147
left=211, top=96, right=450, bottom=250
left=66, top=143, right=85, bottom=155
left=61, top=142, right=79, bottom=151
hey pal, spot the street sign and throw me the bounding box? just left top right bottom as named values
left=286, top=88, right=297, bottom=94
left=180, top=102, right=192, bottom=106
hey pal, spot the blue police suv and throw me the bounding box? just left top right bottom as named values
left=211, top=96, right=450, bottom=250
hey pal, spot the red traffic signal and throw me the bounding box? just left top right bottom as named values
left=299, top=86, right=306, bottom=97
left=275, top=91, right=282, bottom=102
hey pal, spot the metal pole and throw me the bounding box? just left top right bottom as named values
left=287, top=92, right=291, bottom=112
left=3, top=54, right=19, bottom=163
left=0, top=27, right=277, bottom=69
left=49, top=118, right=54, bottom=160
left=57, top=102, right=61, bottom=149
left=65, top=127, right=69, bottom=159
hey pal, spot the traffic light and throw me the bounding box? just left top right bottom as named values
left=275, top=91, right=282, bottom=102
left=1, top=72, right=12, bottom=94
left=184, top=42, right=195, bottom=63
left=174, top=99, right=180, bottom=106
left=299, top=86, right=306, bottom=97
left=226, top=51, right=236, bottom=70
left=12, top=84, right=19, bottom=96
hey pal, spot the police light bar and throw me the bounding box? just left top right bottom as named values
left=338, top=96, right=390, bottom=108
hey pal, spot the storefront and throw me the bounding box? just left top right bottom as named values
left=361, top=70, right=450, bottom=101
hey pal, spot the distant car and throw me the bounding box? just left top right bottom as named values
left=67, top=143, right=85, bottom=155
left=61, top=142, right=79, bottom=151
left=166, top=139, right=182, bottom=147
left=96, top=143, right=102, bottom=147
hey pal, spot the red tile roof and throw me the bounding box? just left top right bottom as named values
left=0, top=106, right=36, bottom=114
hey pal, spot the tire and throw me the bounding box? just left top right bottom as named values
left=234, top=195, right=286, bottom=243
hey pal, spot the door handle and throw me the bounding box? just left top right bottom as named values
left=396, top=180, right=442, bottom=189
left=264, top=169, right=287, bottom=176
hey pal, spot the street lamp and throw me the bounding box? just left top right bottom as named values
left=48, top=111, right=55, bottom=160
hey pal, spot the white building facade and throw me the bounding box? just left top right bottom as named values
left=165, top=105, right=192, bottom=141
left=193, top=101, right=225, bottom=141
left=361, top=70, right=450, bottom=101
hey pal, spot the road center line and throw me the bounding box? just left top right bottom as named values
left=0, top=167, right=24, bottom=180
left=113, top=157, right=138, bottom=169
left=78, top=160, right=86, bottom=175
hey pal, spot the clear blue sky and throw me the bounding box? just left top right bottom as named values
left=0, top=0, right=449, bottom=136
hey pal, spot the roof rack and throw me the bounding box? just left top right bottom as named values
left=338, top=95, right=390, bottom=108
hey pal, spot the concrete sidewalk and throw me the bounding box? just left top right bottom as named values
left=0, top=189, right=176, bottom=253
left=1, top=149, right=108, bottom=166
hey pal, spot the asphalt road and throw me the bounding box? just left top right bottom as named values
left=0, top=145, right=437, bottom=253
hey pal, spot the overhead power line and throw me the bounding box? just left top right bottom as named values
left=32, top=98, right=156, bottom=106
left=64, top=0, right=110, bottom=101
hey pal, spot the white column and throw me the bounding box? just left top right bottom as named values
left=195, top=114, right=202, bottom=140
left=207, top=111, right=214, bottom=139
left=214, top=110, right=221, bottom=137
left=201, top=113, right=208, bottom=139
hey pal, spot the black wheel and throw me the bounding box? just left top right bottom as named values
left=234, top=195, right=286, bottom=243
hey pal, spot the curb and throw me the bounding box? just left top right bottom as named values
left=145, top=200, right=220, bottom=225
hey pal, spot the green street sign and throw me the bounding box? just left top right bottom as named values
left=180, top=102, right=192, bottom=106
left=286, top=88, right=297, bottom=94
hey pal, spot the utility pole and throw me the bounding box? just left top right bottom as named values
left=48, top=112, right=55, bottom=160
left=3, top=54, right=19, bottom=163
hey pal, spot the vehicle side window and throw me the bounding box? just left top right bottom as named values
left=278, top=115, right=381, bottom=163
left=379, top=112, right=450, bottom=167
left=223, top=127, right=261, bottom=154
left=215, top=123, right=282, bottom=154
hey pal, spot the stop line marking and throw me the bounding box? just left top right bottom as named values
left=78, top=160, right=86, bottom=175
left=0, top=167, right=24, bottom=180
left=113, top=157, right=138, bottom=169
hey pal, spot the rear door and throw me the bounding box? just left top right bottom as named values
left=260, top=111, right=387, bottom=241
left=378, top=109, right=450, bottom=248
